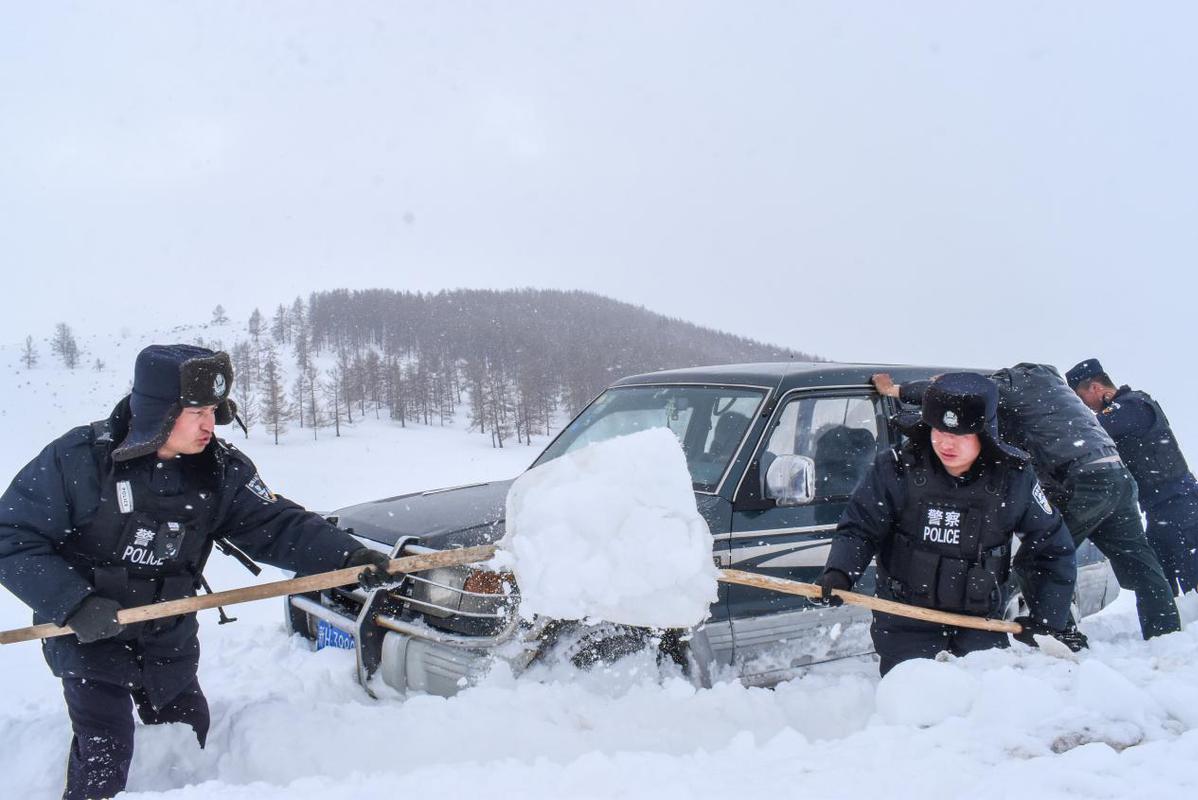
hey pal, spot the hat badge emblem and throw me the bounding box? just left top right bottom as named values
left=213, top=374, right=226, bottom=397
left=943, top=411, right=959, bottom=428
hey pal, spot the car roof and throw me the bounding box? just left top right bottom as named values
left=610, top=361, right=990, bottom=395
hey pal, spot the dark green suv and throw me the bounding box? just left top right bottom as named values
left=286, top=362, right=1119, bottom=695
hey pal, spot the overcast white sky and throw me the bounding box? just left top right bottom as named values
left=2, top=2, right=1196, bottom=441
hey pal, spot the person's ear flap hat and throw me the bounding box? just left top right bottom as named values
left=916, top=372, right=1027, bottom=462
left=112, top=344, right=234, bottom=462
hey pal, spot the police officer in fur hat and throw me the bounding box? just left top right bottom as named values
left=1067, top=358, right=1198, bottom=594
left=818, top=373, right=1080, bottom=676
left=0, top=344, right=397, bottom=800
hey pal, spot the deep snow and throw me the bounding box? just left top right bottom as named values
left=1, top=323, right=1196, bottom=799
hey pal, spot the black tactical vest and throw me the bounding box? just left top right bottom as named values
left=62, top=424, right=220, bottom=638
left=994, top=364, right=1117, bottom=479
left=1108, top=388, right=1191, bottom=506
left=881, top=448, right=1013, bottom=615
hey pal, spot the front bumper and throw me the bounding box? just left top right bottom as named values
left=286, top=541, right=532, bottom=696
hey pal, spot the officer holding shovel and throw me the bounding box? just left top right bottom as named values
left=0, top=344, right=397, bottom=800
left=816, top=373, right=1080, bottom=676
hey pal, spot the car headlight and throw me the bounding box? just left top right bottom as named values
left=406, top=567, right=467, bottom=617
left=404, top=565, right=516, bottom=620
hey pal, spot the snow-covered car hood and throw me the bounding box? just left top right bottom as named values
left=331, top=479, right=514, bottom=549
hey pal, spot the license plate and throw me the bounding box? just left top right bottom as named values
left=316, top=619, right=356, bottom=651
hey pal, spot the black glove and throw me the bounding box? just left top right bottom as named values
left=1013, top=616, right=1088, bottom=652
left=1012, top=615, right=1049, bottom=648
left=345, top=548, right=401, bottom=591
left=66, top=596, right=125, bottom=644
left=1051, top=621, right=1089, bottom=652
left=814, top=569, right=852, bottom=608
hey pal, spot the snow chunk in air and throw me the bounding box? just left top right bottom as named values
left=499, top=427, right=718, bottom=628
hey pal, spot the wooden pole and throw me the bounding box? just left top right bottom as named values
left=0, top=544, right=498, bottom=646
left=719, top=569, right=1021, bottom=634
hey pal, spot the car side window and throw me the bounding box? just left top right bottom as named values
left=762, top=395, right=881, bottom=501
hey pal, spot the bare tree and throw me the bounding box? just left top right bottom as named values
left=305, top=365, right=325, bottom=439
left=232, top=380, right=258, bottom=440
left=291, top=374, right=307, bottom=429
left=323, top=367, right=345, bottom=437
left=211, top=304, right=229, bottom=325
left=336, top=349, right=355, bottom=424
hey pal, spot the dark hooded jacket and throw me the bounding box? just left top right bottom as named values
left=0, top=398, right=366, bottom=707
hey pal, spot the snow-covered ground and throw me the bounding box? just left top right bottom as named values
left=1, top=325, right=1197, bottom=798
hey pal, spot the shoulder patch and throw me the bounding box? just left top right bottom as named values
left=246, top=473, right=277, bottom=503
left=1031, top=481, right=1053, bottom=515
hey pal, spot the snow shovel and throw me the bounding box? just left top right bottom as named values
left=717, top=569, right=1022, bottom=634
left=717, top=570, right=1086, bottom=657
left=0, top=544, right=499, bottom=645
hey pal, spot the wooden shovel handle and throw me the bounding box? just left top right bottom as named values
left=2, top=544, right=1021, bottom=646
left=719, top=569, right=1021, bottom=634
left=0, top=544, right=498, bottom=646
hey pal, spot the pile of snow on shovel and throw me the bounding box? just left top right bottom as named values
left=499, top=427, right=719, bottom=628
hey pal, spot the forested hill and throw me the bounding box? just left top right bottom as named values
left=229, top=288, right=816, bottom=448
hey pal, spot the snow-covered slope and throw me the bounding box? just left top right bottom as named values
left=1, top=324, right=1196, bottom=799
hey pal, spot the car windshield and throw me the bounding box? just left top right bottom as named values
left=533, top=385, right=766, bottom=492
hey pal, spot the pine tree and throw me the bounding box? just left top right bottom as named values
left=231, top=340, right=255, bottom=394
left=247, top=309, right=263, bottom=383
left=271, top=304, right=288, bottom=344
left=248, top=308, right=263, bottom=342
left=294, top=323, right=311, bottom=374
left=363, top=349, right=382, bottom=419
left=258, top=343, right=292, bottom=445
left=51, top=323, right=80, bottom=369
left=290, top=296, right=307, bottom=345
left=211, top=304, right=229, bottom=325
left=20, top=336, right=37, bottom=369
left=386, top=357, right=407, bottom=428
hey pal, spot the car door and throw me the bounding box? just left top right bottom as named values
left=725, top=387, right=888, bottom=681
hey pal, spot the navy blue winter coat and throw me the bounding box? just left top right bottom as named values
left=0, top=398, right=365, bottom=706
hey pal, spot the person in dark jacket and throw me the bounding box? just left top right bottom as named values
left=0, top=344, right=397, bottom=800
left=818, top=373, right=1079, bottom=676
left=1067, top=358, right=1198, bottom=594
left=874, top=364, right=1181, bottom=640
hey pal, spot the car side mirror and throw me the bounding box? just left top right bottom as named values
left=765, top=455, right=816, bottom=507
